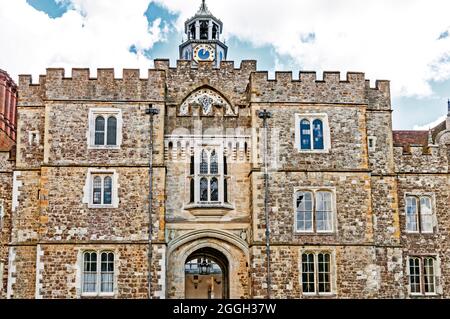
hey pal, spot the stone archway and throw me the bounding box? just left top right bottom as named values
left=167, top=230, right=249, bottom=299
left=185, top=247, right=229, bottom=299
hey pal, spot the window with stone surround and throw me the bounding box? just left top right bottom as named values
left=295, top=114, right=331, bottom=152
left=88, top=108, right=122, bottom=149
left=405, top=195, right=436, bottom=234
left=188, top=146, right=229, bottom=207
left=408, top=256, right=438, bottom=296
left=301, top=252, right=334, bottom=296
left=84, top=169, right=119, bottom=209
left=82, top=251, right=115, bottom=297
left=295, top=189, right=335, bottom=234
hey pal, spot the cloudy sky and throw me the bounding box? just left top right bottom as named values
left=1, top=0, right=449, bottom=130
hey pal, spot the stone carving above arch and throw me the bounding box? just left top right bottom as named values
left=168, top=229, right=249, bottom=258
left=179, top=88, right=236, bottom=116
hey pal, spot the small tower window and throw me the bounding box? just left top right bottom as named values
left=190, top=24, right=196, bottom=40
left=212, top=24, right=218, bottom=40
left=200, top=21, right=209, bottom=40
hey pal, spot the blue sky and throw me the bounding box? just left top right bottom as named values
left=7, top=0, right=450, bottom=130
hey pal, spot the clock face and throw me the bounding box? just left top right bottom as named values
left=193, top=44, right=215, bottom=62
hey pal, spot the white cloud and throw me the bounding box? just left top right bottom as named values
left=157, top=0, right=450, bottom=98
left=413, top=115, right=446, bottom=130
left=0, top=0, right=164, bottom=82
left=1, top=0, right=450, bottom=102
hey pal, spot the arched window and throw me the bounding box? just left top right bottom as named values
left=212, top=24, right=218, bottom=40
left=210, top=151, right=218, bottom=174
left=316, top=191, right=332, bottom=232
left=200, top=150, right=208, bottom=174
left=91, top=174, right=114, bottom=206
left=406, top=195, right=435, bottom=233
left=200, top=21, right=209, bottom=40
left=296, top=190, right=334, bottom=233
left=103, top=177, right=112, bottom=205
left=95, top=116, right=105, bottom=146
left=313, top=119, right=324, bottom=150
left=83, top=252, right=97, bottom=293
left=193, top=148, right=226, bottom=205
left=420, top=197, right=433, bottom=233
left=190, top=24, right=196, bottom=40
left=83, top=251, right=115, bottom=296
left=90, top=109, right=121, bottom=148
left=406, top=197, right=419, bottom=232
left=200, top=178, right=208, bottom=202
left=210, top=178, right=219, bottom=202
left=302, top=253, right=315, bottom=293
left=296, top=191, right=313, bottom=232
left=100, top=252, right=114, bottom=293
left=107, top=116, right=117, bottom=146
left=300, top=119, right=311, bottom=150
left=93, top=177, right=102, bottom=205
left=296, top=114, right=330, bottom=152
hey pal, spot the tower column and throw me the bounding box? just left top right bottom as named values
left=195, top=21, right=200, bottom=41
left=208, top=20, right=213, bottom=40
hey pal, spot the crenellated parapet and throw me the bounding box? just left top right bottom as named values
left=393, top=145, right=448, bottom=173
left=156, top=59, right=257, bottom=109
left=249, top=71, right=391, bottom=109
left=18, top=68, right=166, bottom=105
left=164, top=135, right=252, bottom=162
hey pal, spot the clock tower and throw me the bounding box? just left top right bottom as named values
left=179, top=0, right=228, bottom=67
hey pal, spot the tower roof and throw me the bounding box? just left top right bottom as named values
left=185, top=0, right=223, bottom=31
left=197, top=0, right=212, bottom=15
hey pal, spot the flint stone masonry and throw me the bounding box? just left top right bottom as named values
left=2, top=56, right=449, bottom=299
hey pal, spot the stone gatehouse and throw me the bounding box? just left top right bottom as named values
left=0, top=1, right=449, bottom=299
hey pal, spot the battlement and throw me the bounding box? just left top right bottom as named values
left=18, top=68, right=167, bottom=105
left=249, top=71, right=391, bottom=109
left=154, top=59, right=257, bottom=73
left=393, top=145, right=448, bottom=173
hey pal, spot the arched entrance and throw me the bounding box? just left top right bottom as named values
left=184, top=248, right=229, bottom=299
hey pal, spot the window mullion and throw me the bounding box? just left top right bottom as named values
left=314, top=254, right=318, bottom=294
left=418, top=197, right=422, bottom=233
left=104, top=116, right=107, bottom=146
left=420, top=258, right=424, bottom=295
left=100, top=176, right=104, bottom=205
left=96, top=252, right=101, bottom=295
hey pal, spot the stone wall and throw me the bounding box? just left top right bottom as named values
left=0, top=152, right=14, bottom=298
left=2, top=59, right=448, bottom=299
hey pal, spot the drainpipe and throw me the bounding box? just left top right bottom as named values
left=146, top=104, right=160, bottom=299
left=258, top=109, right=272, bottom=299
